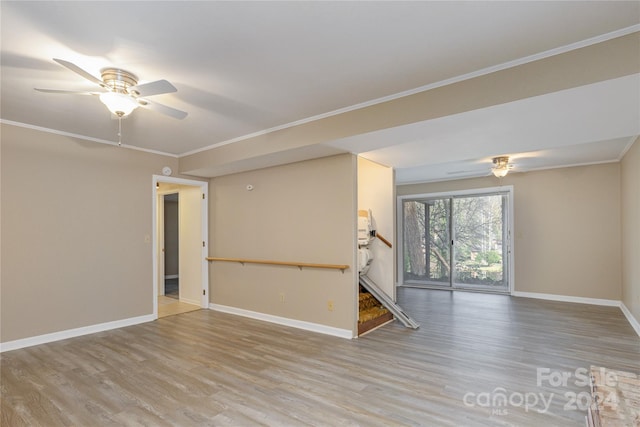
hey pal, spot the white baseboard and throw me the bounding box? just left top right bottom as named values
left=513, top=291, right=640, bottom=338
left=165, top=275, right=179, bottom=280
left=209, top=303, right=354, bottom=339
left=512, top=291, right=621, bottom=307
left=0, top=314, right=155, bottom=353
left=620, top=302, right=640, bottom=337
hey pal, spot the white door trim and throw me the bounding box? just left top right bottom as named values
left=152, top=176, right=209, bottom=318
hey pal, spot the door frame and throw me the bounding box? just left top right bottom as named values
left=397, top=185, right=515, bottom=294
left=152, top=175, right=209, bottom=318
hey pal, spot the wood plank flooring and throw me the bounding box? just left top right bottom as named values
left=158, top=296, right=201, bottom=318
left=2, top=288, right=639, bottom=426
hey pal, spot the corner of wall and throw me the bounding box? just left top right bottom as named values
left=620, top=137, right=640, bottom=329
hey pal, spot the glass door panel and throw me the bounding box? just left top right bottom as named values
left=425, top=198, right=451, bottom=285
left=403, top=200, right=427, bottom=281
left=402, top=199, right=451, bottom=286
left=452, top=194, right=507, bottom=291
left=401, top=191, right=510, bottom=293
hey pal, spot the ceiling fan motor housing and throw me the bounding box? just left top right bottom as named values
left=100, top=68, right=138, bottom=94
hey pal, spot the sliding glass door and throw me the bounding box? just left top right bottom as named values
left=401, top=189, right=511, bottom=293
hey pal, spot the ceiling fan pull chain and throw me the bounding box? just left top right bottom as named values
left=118, top=115, right=122, bottom=147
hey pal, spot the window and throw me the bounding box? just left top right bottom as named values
left=399, top=187, right=513, bottom=293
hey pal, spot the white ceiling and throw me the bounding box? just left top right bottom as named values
left=328, top=74, right=640, bottom=182
left=1, top=1, right=639, bottom=182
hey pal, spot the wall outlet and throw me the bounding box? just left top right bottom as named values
left=279, top=293, right=285, bottom=303
left=327, top=300, right=334, bottom=311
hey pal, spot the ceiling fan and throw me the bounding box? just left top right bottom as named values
left=491, top=156, right=515, bottom=178
left=445, top=156, right=516, bottom=179
left=35, top=58, right=187, bottom=120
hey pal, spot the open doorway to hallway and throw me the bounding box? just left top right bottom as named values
left=153, top=176, right=209, bottom=319
left=163, top=193, right=180, bottom=299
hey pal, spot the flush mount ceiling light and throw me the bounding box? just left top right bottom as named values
left=492, top=156, right=510, bottom=178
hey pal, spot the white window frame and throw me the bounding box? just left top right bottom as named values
left=396, top=185, right=515, bottom=294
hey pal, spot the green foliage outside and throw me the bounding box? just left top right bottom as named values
left=403, top=194, right=506, bottom=287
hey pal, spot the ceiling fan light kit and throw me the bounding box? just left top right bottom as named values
left=98, top=68, right=139, bottom=117
left=492, top=156, right=510, bottom=178
left=99, top=92, right=139, bottom=117
left=35, top=58, right=188, bottom=148
left=35, top=58, right=187, bottom=120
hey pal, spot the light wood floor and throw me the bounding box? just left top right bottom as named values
left=158, top=296, right=201, bottom=318
left=2, top=289, right=639, bottom=426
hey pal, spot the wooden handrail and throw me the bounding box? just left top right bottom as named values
left=206, top=257, right=349, bottom=272
left=375, top=232, right=393, bottom=248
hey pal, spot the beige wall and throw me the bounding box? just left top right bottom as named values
left=398, top=163, right=622, bottom=300
left=1, top=124, right=180, bottom=342
left=621, top=137, right=640, bottom=324
left=357, top=157, right=395, bottom=299
left=209, top=154, right=357, bottom=332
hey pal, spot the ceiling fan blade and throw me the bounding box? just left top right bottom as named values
left=137, top=98, right=187, bottom=120
left=447, top=169, right=476, bottom=175
left=35, top=88, right=100, bottom=95
left=129, top=80, right=176, bottom=97
left=53, top=58, right=106, bottom=88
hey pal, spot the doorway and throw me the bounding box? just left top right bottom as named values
left=399, top=187, right=514, bottom=294
left=153, top=176, right=209, bottom=318
left=163, top=193, right=179, bottom=299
